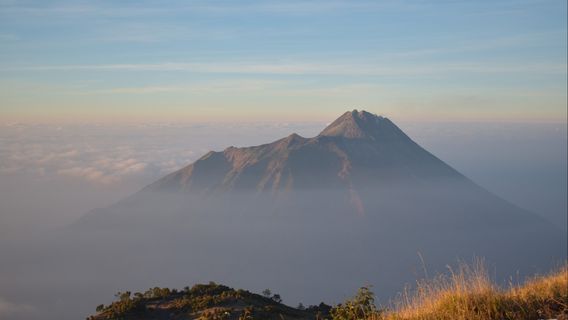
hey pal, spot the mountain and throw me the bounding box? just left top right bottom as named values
left=70, top=110, right=565, bottom=312
left=144, top=110, right=464, bottom=195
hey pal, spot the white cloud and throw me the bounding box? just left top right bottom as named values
left=111, top=158, right=148, bottom=174
left=58, top=167, right=119, bottom=185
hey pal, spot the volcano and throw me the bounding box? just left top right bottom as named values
left=75, top=110, right=566, bottom=305
left=145, top=110, right=466, bottom=194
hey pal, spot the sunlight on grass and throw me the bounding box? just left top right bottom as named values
left=365, top=259, right=567, bottom=320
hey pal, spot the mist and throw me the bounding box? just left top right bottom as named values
left=0, top=120, right=566, bottom=320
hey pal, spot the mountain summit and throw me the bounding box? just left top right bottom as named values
left=318, top=109, right=409, bottom=141
left=146, top=110, right=461, bottom=194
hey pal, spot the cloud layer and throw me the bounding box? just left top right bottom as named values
left=0, top=122, right=324, bottom=185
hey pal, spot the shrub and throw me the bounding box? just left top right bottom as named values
left=332, top=286, right=380, bottom=320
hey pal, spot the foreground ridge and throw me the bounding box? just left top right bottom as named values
left=89, top=282, right=331, bottom=320
left=89, top=262, right=567, bottom=320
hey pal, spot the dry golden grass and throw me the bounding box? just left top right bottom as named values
left=369, top=260, right=567, bottom=320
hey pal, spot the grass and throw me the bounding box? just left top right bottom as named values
left=366, top=259, right=567, bottom=320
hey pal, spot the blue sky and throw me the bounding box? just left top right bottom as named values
left=0, top=0, right=566, bottom=122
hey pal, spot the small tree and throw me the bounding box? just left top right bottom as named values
left=118, top=291, right=131, bottom=302
left=262, top=289, right=272, bottom=298
left=331, top=286, right=381, bottom=320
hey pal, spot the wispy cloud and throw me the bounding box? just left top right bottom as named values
left=386, top=30, right=567, bottom=58
left=192, top=0, right=391, bottom=15
left=0, top=33, right=18, bottom=41
left=57, top=166, right=119, bottom=185
left=0, top=1, right=392, bottom=18
left=16, top=61, right=567, bottom=76
left=97, top=79, right=284, bottom=94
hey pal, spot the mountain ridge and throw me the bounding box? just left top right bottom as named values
left=144, top=110, right=466, bottom=196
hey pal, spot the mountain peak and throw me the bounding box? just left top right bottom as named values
left=318, top=109, right=406, bottom=142
left=145, top=109, right=448, bottom=194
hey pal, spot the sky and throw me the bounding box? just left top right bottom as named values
left=0, top=0, right=567, bottom=123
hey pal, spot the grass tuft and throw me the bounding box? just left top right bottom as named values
left=367, top=259, right=567, bottom=320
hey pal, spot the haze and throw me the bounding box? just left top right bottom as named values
left=0, top=1, right=566, bottom=320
